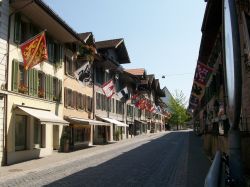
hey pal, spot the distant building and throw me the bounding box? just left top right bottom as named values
left=161, top=86, right=173, bottom=112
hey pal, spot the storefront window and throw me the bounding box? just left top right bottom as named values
left=34, top=119, right=43, bottom=148
left=74, top=128, right=90, bottom=143
left=15, top=115, right=27, bottom=151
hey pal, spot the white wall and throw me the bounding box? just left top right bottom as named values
left=0, top=0, right=8, bottom=166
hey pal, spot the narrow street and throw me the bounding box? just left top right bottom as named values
left=0, top=131, right=210, bottom=187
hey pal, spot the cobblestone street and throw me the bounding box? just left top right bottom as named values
left=0, top=131, right=210, bottom=187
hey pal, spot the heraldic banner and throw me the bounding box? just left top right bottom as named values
left=102, top=79, right=115, bottom=98
left=20, top=31, right=48, bottom=70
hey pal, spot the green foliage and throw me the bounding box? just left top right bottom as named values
left=168, top=90, right=190, bottom=129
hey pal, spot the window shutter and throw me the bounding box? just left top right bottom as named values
left=64, top=56, right=67, bottom=75
left=96, top=93, right=99, bottom=110
left=73, top=91, right=77, bottom=108
left=60, top=45, right=64, bottom=63
left=33, top=69, right=38, bottom=97
left=45, top=74, right=50, bottom=100
left=12, top=59, right=19, bottom=92
left=28, top=69, right=34, bottom=96
left=64, top=88, right=68, bottom=107
left=14, top=13, right=21, bottom=43
left=84, top=95, right=88, bottom=112
left=49, top=75, right=53, bottom=101
left=58, top=79, right=62, bottom=102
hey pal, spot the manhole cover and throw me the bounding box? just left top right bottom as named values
left=8, top=169, right=23, bottom=172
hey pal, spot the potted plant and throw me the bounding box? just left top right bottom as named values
left=18, top=83, right=28, bottom=94
left=38, top=89, right=45, bottom=98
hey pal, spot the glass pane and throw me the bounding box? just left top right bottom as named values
left=15, top=115, right=27, bottom=151
left=34, top=119, right=41, bottom=146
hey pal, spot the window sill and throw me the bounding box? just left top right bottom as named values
left=9, top=90, right=62, bottom=104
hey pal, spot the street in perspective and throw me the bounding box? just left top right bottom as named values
left=0, top=0, right=250, bottom=186
left=0, top=131, right=210, bottom=187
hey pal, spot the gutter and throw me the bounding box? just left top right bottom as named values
left=34, top=0, right=85, bottom=44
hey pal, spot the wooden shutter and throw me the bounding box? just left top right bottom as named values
left=28, top=69, right=34, bottom=96
left=14, top=13, right=21, bottom=43
left=45, top=74, right=50, bottom=100
left=64, top=88, right=68, bottom=107
left=58, top=79, right=62, bottom=102
left=33, top=69, right=38, bottom=97
left=84, top=95, right=88, bottom=112
left=12, top=59, right=19, bottom=92
left=60, top=45, right=64, bottom=64
left=49, top=75, right=53, bottom=101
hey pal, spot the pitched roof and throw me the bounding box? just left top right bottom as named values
left=95, top=39, right=123, bottom=49
left=125, top=68, right=146, bottom=76
left=78, top=32, right=92, bottom=42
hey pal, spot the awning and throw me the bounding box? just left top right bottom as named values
left=135, top=120, right=147, bottom=125
left=97, top=116, right=129, bottom=127
left=17, top=106, right=69, bottom=126
left=67, top=117, right=111, bottom=126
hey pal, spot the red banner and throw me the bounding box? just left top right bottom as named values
left=20, top=31, right=48, bottom=70
left=194, top=62, right=213, bottom=85
left=102, top=79, right=115, bottom=98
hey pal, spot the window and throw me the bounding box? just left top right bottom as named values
left=96, top=93, right=101, bottom=110
left=87, top=96, right=92, bottom=112
left=52, top=77, right=62, bottom=102
left=67, top=89, right=72, bottom=107
left=116, top=100, right=123, bottom=114
left=18, top=64, right=28, bottom=94
left=112, top=98, right=115, bottom=113
left=14, top=13, right=21, bottom=43
left=95, top=68, right=104, bottom=85
left=14, top=13, right=40, bottom=44
left=38, top=72, right=45, bottom=98
left=15, top=115, right=27, bottom=151
left=65, top=55, right=77, bottom=76
left=47, top=37, right=64, bottom=64
left=74, top=128, right=90, bottom=143
left=34, top=119, right=43, bottom=148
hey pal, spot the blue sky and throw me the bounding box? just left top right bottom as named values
left=44, top=0, right=206, bottom=100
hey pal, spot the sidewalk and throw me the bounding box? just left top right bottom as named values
left=187, top=131, right=211, bottom=187
left=0, top=131, right=168, bottom=182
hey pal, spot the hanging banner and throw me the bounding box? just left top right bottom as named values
left=189, top=94, right=200, bottom=106
left=20, top=31, right=48, bottom=70
left=191, top=81, right=205, bottom=100
left=194, top=62, right=213, bottom=85
left=74, top=61, right=92, bottom=84
left=118, top=87, right=129, bottom=102
left=102, top=79, right=115, bottom=98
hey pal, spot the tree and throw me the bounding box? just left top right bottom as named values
left=168, top=90, right=190, bottom=130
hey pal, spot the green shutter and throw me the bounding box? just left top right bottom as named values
left=28, top=69, right=34, bottom=96
left=58, top=79, right=62, bottom=102
left=45, top=74, right=49, bottom=100
left=14, top=13, right=21, bottom=43
left=59, top=45, right=64, bottom=64
left=33, top=69, right=38, bottom=97
left=64, top=88, right=68, bottom=107
left=49, top=75, right=53, bottom=101
left=12, top=59, right=19, bottom=92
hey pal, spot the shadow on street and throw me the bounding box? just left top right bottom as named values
left=46, top=131, right=210, bottom=187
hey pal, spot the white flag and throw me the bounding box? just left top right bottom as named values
left=102, top=79, right=115, bottom=98
left=118, top=87, right=129, bottom=101
left=74, top=62, right=91, bottom=84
